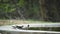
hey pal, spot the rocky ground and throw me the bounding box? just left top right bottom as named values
left=0, top=20, right=40, bottom=26
left=0, top=19, right=54, bottom=26
left=0, top=20, right=30, bottom=26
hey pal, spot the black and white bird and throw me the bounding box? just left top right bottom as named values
left=12, top=25, right=23, bottom=29
left=16, top=25, right=23, bottom=29
left=12, top=25, right=30, bottom=29
left=27, top=25, right=29, bottom=28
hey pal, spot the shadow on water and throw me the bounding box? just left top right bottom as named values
left=24, top=27, right=60, bottom=32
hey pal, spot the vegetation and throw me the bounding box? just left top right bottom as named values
left=0, top=0, right=60, bottom=22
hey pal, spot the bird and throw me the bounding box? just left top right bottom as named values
left=16, top=25, right=23, bottom=29
left=12, top=25, right=23, bottom=29
left=26, top=25, right=30, bottom=30
left=27, top=25, right=29, bottom=28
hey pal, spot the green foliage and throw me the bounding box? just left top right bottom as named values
left=0, top=0, right=40, bottom=20
left=3, top=0, right=9, bottom=2
left=18, top=0, right=25, bottom=7
left=33, top=7, right=39, bottom=15
left=0, top=0, right=1, bottom=2
left=0, top=3, right=16, bottom=13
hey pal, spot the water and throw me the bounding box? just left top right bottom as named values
left=0, top=23, right=60, bottom=34
left=25, top=27, right=60, bottom=31
left=1, top=32, right=60, bottom=34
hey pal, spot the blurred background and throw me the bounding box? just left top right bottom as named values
left=0, top=0, right=60, bottom=25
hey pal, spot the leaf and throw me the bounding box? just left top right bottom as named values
left=18, top=0, right=25, bottom=7
left=9, top=8, right=16, bottom=12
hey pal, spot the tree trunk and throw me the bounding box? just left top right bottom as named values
left=39, top=0, right=47, bottom=21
